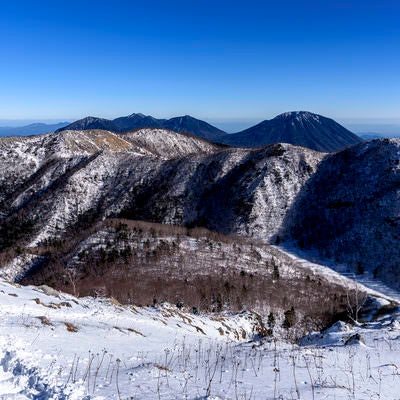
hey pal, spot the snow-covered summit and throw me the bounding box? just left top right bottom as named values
left=121, top=128, right=221, bottom=159
left=276, top=111, right=321, bottom=123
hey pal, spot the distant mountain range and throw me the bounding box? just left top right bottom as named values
left=0, top=122, right=70, bottom=137
left=57, top=113, right=226, bottom=142
left=3, top=117, right=396, bottom=150
left=57, top=111, right=362, bottom=152
left=358, top=132, right=386, bottom=140
left=347, top=123, right=400, bottom=137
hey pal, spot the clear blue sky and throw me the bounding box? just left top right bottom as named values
left=1, top=0, right=399, bottom=127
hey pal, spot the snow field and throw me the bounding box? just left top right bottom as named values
left=1, top=278, right=400, bottom=399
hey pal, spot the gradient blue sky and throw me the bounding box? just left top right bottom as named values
left=1, top=0, right=399, bottom=127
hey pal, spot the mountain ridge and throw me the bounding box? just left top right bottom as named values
left=56, top=113, right=226, bottom=142
left=0, top=128, right=322, bottom=247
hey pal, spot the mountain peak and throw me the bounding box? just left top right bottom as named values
left=220, top=111, right=362, bottom=152
left=162, top=115, right=226, bottom=140
left=126, top=113, right=146, bottom=119
left=168, top=115, right=196, bottom=122
left=55, top=116, right=118, bottom=133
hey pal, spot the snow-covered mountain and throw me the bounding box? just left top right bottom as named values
left=0, top=129, right=399, bottom=292
left=0, top=128, right=322, bottom=250
left=219, top=111, right=363, bottom=152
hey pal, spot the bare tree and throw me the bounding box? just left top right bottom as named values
left=346, top=276, right=368, bottom=324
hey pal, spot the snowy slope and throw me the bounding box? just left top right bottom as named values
left=285, top=138, right=400, bottom=290
left=279, top=243, right=400, bottom=302
left=1, top=278, right=400, bottom=399
left=120, top=128, right=220, bottom=159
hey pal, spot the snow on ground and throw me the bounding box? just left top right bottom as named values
left=1, top=278, right=400, bottom=399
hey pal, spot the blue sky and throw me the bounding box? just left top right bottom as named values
left=1, top=0, right=399, bottom=128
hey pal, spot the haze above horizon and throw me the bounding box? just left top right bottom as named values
left=1, top=0, right=399, bottom=123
